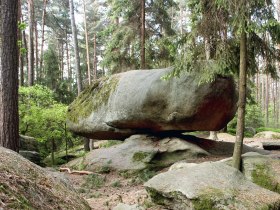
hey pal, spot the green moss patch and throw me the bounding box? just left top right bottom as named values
left=133, top=151, right=153, bottom=162
left=252, top=164, right=280, bottom=193
left=67, top=76, right=119, bottom=123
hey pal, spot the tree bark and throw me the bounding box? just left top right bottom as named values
left=93, top=33, right=97, bottom=80
left=27, top=0, right=34, bottom=86
left=83, top=0, right=91, bottom=85
left=39, top=0, right=48, bottom=77
left=232, top=29, right=247, bottom=170
left=69, top=0, right=82, bottom=94
left=84, top=138, right=90, bottom=152
left=34, top=21, right=39, bottom=80
left=265, top=74, right=270, bottom=126
left=18, top=0, right=24, bottom=86
left=140, top=0, right=146, bottom=69
left=0, top=0, right=19, bottom=152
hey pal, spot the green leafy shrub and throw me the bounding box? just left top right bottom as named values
left=19, top=85, right=80, bottom=163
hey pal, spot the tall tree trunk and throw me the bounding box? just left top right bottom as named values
left=23, top=29, right=28, bottom=73
left=232, top=29, right=247, bottom=170
left=93, top=33, right=97, bottom=80
left=60, top=41, right=64, bottom=79
left=0, top=0, right=19, bottom=152
left=39, top=0, right=47, bottom=77
left=66, top=32, right=71, bottom=80
left=27, top=0, right=34, bottom=86
left=18, top=0, right=24, bottom=86
left=83, top=0, right=91, bottom=85
left=205, top=36, right=218, bottom=141
left=265, top=74, right=270, bottom=126
left=140, top=0, right=145, bottom=69
left=69, top=0, right=82, bottom=95
left=34, top=21, right=39, bottom=80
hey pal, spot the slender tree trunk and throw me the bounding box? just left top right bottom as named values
left=83, top=0, right=91, bottom=85
left=265, top=74, right=270, bottom=126
left=256, top=71, right=259, bottom=103
left=27, top=0, right=34, bottom=86
left=34, top=21, right=39, bottom=80
left=232, top=29, right=247, bottom=170
left=89, top=139, right=94, bottom=151
left=60, top=41, right=64, bottom=79
left=84, top=138, right=90, bottom=152
left=69, top=0, right=82, bottom=94
left=39, top=0, right=47, bottom=77
left=23, top=29, right=28, bottom=72
left=140, top=0, right=146, bottom=69
left=0, top=0, right=19, bottom=152
left=66, top=32, right=71, bottom=81
left=51, top=138, right=55, bottom=166
left=18, top=0, right=24, bottom=86
left=93, top=33, right=97, bottom=80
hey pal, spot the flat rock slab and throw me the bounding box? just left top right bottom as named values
left=0, top=147, right=90, bottom=210
left=67, top=68, right=237, bottom=139
left=145, top=162, right=280, bottom=210
left=66, top=134, right=269, bottom=172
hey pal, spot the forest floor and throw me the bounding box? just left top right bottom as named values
left=63, top=133, right=280, bottom=210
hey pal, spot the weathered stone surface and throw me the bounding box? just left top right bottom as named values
left=145, top=162, right=280, bottom=210
left=113, top=203, right=145, bottom=210
left=254, top=131, right=280, bottom=139
left=0, top=147, right=90, bottom=210
left=19, top=150, right=43, bottom=166
left=66, top=135, right=209, bottom=172
left=67, top=68, right=237, bottom=139
left=19, top=134, right=39, bottom=151
left=66, top=134, right=268, bottom=172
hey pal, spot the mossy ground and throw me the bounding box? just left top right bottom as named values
left=252, top=164, right=280, bottom=194
left=67, top=76, right=119, bottom=123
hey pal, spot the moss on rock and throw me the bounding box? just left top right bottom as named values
left=252, top=164, right=280, bottom=194
left=67, top=76, right=119, bottom=123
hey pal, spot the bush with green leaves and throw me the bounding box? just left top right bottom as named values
left=19, top=85, right=78, bottom=160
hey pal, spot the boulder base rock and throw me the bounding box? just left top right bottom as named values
left=66, top=134, right=268, bottom=172
left=145, top=162, right=280, bottom=210
left=67, top=68, right=237, bottom=139
left=0, top=147, right=90, bottom=210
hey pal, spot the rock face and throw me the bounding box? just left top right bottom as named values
left=0, top=147, right=90, bottom=210
left=254, top=131, right=280, bottom=139
left=145, top=162, right=280, bottom=210
left=67, top=68, right=237, bottom=139
left=66, top=134, right=268, bottom=172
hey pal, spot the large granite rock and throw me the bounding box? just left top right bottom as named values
left=145, top=162, right=280, bottom=210
left=0, top=147, right=90, bottom=210
left=220, top=152, right=280, bottom=193
left=67, top=68, right=237, bottom=139
left=65, top=134, right=268, bottom=172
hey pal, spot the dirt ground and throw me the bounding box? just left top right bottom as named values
left=63, top=133, right=280, bottom=210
